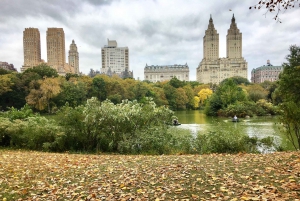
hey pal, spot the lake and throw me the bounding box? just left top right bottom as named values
left=174, top=110, right=293, bottom=151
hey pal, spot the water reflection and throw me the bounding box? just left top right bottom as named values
left=174, top=110, right=293, bottom=150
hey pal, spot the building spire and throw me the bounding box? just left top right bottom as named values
left=231, top=13, right=235, bottom=23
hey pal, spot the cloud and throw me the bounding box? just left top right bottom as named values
left=0, top=0, right=299, bottom=81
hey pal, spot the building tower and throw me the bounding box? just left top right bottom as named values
left=46, top=28, right=65, bottom=70
left=21, top=28, right=41, bottom=72
left=68, top=40, right=79, bottom=74
left=196, top=14, right=248, bottom=84
left=101, top=39, right=129, bottom=77
left=203, top=15, right=219, bottom=60
left=226, top=14, right=242, bottom=58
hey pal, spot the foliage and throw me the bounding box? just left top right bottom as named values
left=53, top=79, right=88, bottom=108
left=195, top=123, right=277, bottom=154
left=23, top=63, right=58, bottom=78
left=56, top=97, right=175, bottom=153
left=277, top=45, right=300, bottom=150
left=205, top=78, right=247, bottom=116
left=198, top=88, right=213, bottom=106
left=0, top=74, right=15, bottom=95
left=243, top=84, right=268, bottom=102
left=0, top=104, right=35, bottom=121
left=1, top=150, right=300, bottom=200
left=90, top=77, right=107, bottom=101
left=169, top=77, right=185, bottom=88
left=218, top=100, right=278, bottom=117
left=26, top=77, right=62, bottom=113
left=249, top=0, right=299, bottom=22
left=0, top=68, right=11, bottom=75
left=221, top=76, right=250, bottom=86
left=0, top=116, right=61, bottom=150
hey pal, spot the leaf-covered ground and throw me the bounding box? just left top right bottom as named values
left=0, top=150, right=299, bottom=200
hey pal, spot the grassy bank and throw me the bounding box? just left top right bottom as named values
left=0, top=150, right=299, bottom=200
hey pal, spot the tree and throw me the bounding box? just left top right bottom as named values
left=90, top=77, right=107, bottom=101
left=169, top=77, right=185, bottom=88
left=277, top=45, right=300, bottom=149
left=26, top=77, right=62, bottom=113
left=205, top=78, right=247, bottom=116
left=23, top=63, right=58, bottom=78
left=175, top=88, right=188, bottom=110
left=249, top=0, right=299, bottom=22
left=244, top=84, right=268, bottom=102
left=0, top=74, right=14, bottom=95
left=198, top=88, right=213, bottom=106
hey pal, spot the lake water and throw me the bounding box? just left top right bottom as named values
left=174, top=110, right=293, bottom=151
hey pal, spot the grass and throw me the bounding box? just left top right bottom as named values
left=0, top=150, right=299, bottom=200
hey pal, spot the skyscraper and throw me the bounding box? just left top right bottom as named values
left=21, top=28, right=41, bottom=72
left=196, top=15, right=248, bottom=84
left=68, top=40, right=79, bottom=74
left=101, top=39, right=129, bottom=77
left=46, top=28, right=65, bottom=70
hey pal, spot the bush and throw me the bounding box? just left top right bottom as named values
left=194, top=125, right=277, bottom=154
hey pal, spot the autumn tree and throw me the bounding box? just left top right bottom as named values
left=0, top=74, right=15, bottom=95
left=198, top=88, right=213, bottom=106
left=250, top=0, right=299, bottom=22
left=26, top=77, right=62, bottom=113
left=277, top=45, right=300, bottom=149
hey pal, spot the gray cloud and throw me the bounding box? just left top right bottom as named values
left=0, top=0, right=299, bottom=81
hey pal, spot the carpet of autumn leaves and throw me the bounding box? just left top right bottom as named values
left=0, top=150, right=300, bottom=201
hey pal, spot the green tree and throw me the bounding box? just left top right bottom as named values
left=244, top=84, right=268, bottom=102
left=53, top=79, right=88, bottom=107
left=90, top=77, right=107, bottom=101
left=23, top=63, right=58, bottom=78
left=169, top=77, right=185, bottom=88
left=277, top=45, right=300, bottom=150
left=205, top=78, right=247, bottom=116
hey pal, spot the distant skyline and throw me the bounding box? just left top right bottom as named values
left=0, top=0, right=299, bottom=81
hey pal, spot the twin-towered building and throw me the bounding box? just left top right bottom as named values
left=196, top=15, right=248, bottom=84
left=144, top=15, right=248, bottom=83
left=21, top=27, right=79, bottom=75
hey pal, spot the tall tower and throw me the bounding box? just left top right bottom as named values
left=101, top=39, right=129, bottom=77
left=22, top=28, right=41, bottom=72
left=227, top=14, right=242, bottom=58
left=68, top=40, right=79, bottom=74
left=46, top=28, right=65, bottom=69
left=203, top=15, right=219, bottom=60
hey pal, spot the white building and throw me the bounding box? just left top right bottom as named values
left=101, top=39, right=129, bottom=77
left=144, top=64, right=189, bottom=82
left=196, top=15, right=248, bottom=84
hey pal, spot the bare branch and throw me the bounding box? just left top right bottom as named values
left=250, top=0, right=299, bottom=22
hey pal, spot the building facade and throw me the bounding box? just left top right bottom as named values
left=144, top=64, right=189, bottom=82
left=47, top=28, right=65, bottom=68
left=46, top=28, right=74, bottom=75
left=21, top=28, right=42, bottom=72
left=101, top=39, right=131, bottom=77
left=196, top=15, right=248, bottom=84
left=251, top=60, right=283, bottom=83
left=0, top=62, right=17, bottom=71
left=68, top=40, right=79, bottom=74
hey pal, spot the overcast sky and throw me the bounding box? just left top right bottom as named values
left=0, top=0, right=299, bottom=81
